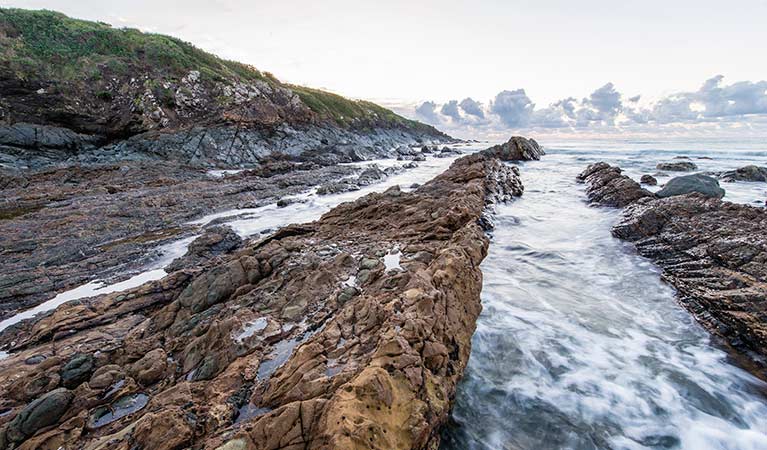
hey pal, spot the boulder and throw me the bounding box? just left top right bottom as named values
left=60, top=353, right=95, bottom=388
left=640, top=174, right=657, bottom=186
left=5, top=388, right=73, bottom=443
left=577, top=162, right=654, bottom=207
left=167, top=226, right=243, bottom=271
left=481, top=136, right=545, bottom=161
left=719, top=165, right=767, bottom=182
left=656, top=161, right=697, bottom=172
left=656, top=174, right=725, bottom=199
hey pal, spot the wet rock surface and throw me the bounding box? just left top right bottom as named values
left=577, top=162, right=654, bottom=207
left=0, top=160, right=381, bottom=321
left=480, top=136, right=544, bottom=161
left=0, top=153, right=523, bottom=449
left=656, top=174, right=725, bottom=199
left=718, top=165, right=767, bottom=183
left=656, top=161, right=698, bottom=172
left=581, top=162, right=767, bottom=377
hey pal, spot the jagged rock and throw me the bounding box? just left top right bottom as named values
left=719, top=165, right=767, bottom=182
left=580, top=162, right=767, bottom=378
left=656, top=161, right=698, bottom=172
left=481, top=136, right=545, bottom=161
left=0, top=152, right=523, bottom=449
left=577, top=162, right=654, bottom=207
left=656, top=174, right=725, bottom=199
left=640, top=174, right=657, bottom=185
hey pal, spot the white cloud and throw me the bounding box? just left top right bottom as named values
left=404, top=76, right=767, bottom=136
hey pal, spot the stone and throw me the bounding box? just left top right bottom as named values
left=640, top=174, right=657, bottom=185
left=656, top=174, right=725, bottom=199
left=577, top=162, right=654, bottom=207
left=60, top=353, right=94, bottom=389
left=481, top=136, right=545, bottom=161
left=128, top=348, right=168, bottom=386
left=656, top=161, right=698, bottom=171
left=719, top=165, right=767, bottom=182
left=5, top=388, right=73, bottom=443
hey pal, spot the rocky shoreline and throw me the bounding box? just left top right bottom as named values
left=0, top=150, right=525, bottom=449
left=579, top=163, right=767, bottom=378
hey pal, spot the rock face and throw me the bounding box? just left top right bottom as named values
left=0, top=153, right=524, bottom=449
left=656, top=161, right=698, bottom=172
left=481, top=136, right=545, bottom=161
left=719, top=165, right=767, bottom=182
left=577, top=162, right=654, bottom=207
left=0, top=160, right=372, bottom=320
left=640, top=174, right=657, bottom=186
left=580, top=162, right=767, bottom=378
left=656, top=174, right=725, bottom=199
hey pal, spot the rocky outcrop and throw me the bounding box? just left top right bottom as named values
left=656, top=161, right=697, bottom=172
left=719, top=165, right=767, bottom=183
left=577, top=162, right=654, bottom=207
left=481, top=136, right=544, bottom=161
left=0, top=160, right=385, bottom=321
left=656, top=174, right=725, bottom=199
left=640, top=174, right=657, bottom=186
left=0, top=153, right=524, bottom=449
left=580, top=162, right=767, bottom=378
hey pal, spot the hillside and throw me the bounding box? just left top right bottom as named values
left=0, top=9, right=447, bottom=168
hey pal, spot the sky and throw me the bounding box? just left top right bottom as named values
left=2, top=0, right=767, bottom=137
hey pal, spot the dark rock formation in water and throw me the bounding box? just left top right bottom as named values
left=577, top=162, right=654, bottom=207
left=580, top=162, right=767, bottom=378
left=656, top=161, right=698, bottom=172
left=0, top=153, right=524, bottom=449
left=656, top=174, right=725, bottom=199
left=640, top=174, right=658, bottom=186
left=481, top=136, right=545, bottom=161
left=718, top=165, right=767, bottom=183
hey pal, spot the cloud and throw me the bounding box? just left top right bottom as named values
left=459, top=97, right=485, bottom=118
left=489, top=89, right=535, bottom=127
left=414, top=101, right=441, bottom=124
left=440, top=100, right=462, bottom=121
left=405, top=76, right=767, bottom=136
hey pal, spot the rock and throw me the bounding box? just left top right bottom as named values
left=719, top=165, right=767, bottom=182
left=656, top=174, right=725, bottom=199
left=166, top=226, right=243, bottom=271
left=581, top=162, right=767, bottom=379
left=60, top=353, right=94, bottom=388
left=640, top=174, right=657, bottom=185
left=481, top=136, right=545, bottom=161
left=611, top=193, right=767, bottom=377
left=5, top=388, right=73, bottom=443
left=656, top=161, right=698, bottom=172
left=0, top=151, right=525, bottom=448
left=128, top=348, right=168, bottom=386
left=577, top=162, right=654, bottom=207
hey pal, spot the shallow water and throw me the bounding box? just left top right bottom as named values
left=442, top=142, right=767, bottom=450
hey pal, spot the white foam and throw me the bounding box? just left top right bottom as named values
left=383, top=251, right=402, bottom=271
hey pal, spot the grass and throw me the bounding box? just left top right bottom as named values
left=0, top=8, right=440, bottom=133
left=0, top=8, right=267, bottom=82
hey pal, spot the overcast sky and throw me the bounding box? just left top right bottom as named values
left=2, top=0, right=766, bottom=136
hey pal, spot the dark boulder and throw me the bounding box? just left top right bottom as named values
left=60, top=353, right=95, bottom=388
left=656, top=174, right=725, bottom=199
left=719, top=165, right=767, bottom=182
left=481, top=136, right=544, bottom=161
left=656, top=161, right=697, bottom=172
left=5, top=388, right=73, bottom=443
left=167, top=226, right=243, bottom=271
left=577, top=162, right=654, bottom=207
left=640, top=174, right=658, bottom=185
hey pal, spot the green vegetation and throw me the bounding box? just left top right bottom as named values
left=0, top=8, right=440, bottom=133
left=290, top=85, right=433, bottom=130
left=0, top=8, right=266, bottom=82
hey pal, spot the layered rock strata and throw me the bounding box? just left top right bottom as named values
left=0, top=153, right=524, bottom=449
left=579, top=162, right=767, bottom=378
